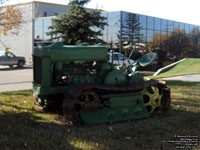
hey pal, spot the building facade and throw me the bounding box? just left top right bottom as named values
left=0, top=1, right=69, bottom=64
left=1, top=1, right=200, bottom=63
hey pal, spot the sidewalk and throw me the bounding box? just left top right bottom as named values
left=163, top=74, right=200, bottom=82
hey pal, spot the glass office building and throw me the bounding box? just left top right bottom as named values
left=34, top=11, right=200, bottom=52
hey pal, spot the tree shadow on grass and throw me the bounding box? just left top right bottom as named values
left=166, top=80, right=200, bottom=87
left=0, top=108, right=199, bottom=150
left=0, top=112, right=83, bottom=150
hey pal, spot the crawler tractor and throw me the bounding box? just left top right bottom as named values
left=33, top=42, right=170, bottom=124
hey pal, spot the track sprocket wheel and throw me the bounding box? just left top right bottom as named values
left=142, top=86, right=163, bottom=114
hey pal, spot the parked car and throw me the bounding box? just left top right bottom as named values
left=0, top=51, right=26, bottom=68
left=108, top=51, right=135, bottom=67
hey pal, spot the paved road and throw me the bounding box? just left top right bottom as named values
left=0, top=66, right=199, bottom=92
left=163, top=74, right=200, bottom=82
left=0, top=66, right=33, bottom=92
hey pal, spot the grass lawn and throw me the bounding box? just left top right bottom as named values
left=0, top=81, right=200, bottom=150
left=152, top=58, right=200, bottom=79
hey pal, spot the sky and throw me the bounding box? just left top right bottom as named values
left=5, top=0, right=200, bottom=25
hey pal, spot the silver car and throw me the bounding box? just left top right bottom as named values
left=108, top=52, right=134, bottom=67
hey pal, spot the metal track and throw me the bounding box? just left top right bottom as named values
left=62, top=79, right=171, bottom=124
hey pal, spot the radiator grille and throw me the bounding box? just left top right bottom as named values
left=33, top=56, right=42, bottom=84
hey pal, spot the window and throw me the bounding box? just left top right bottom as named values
left=185, top=24, right=190, bottom=34
left=190, top=25, right=195, bottom=33
left=44, top=18, right=53, bottom=40
left=180, top=23, right=185, bottom=30
left=155, top=18, right=161, bottom=31
left=174, top=22, right=180, bottom=30
left=139, top=15, right=146, bottom=29
left=139, top=29, right=147, bottom=42
left=147, top=16, right=154, bottom=30
left=113, top=54, right=118, bottom=60
left=7, top=52, right=15, bottom=58
left=168, top=20, right=174, bottom=32
left=43, top=11, right=47, bottom=17
left=147, top=30, right=154, bottom=42
left=34, top=18, right=43, bottom=40
left=106, top=12, right=120, bottom=46
left=118, top=54, right=124, bottom=60
left=161, top=19, right=168, bottom=31
left=0, top=51, right=6, bottom=57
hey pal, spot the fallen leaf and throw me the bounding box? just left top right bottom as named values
left=8, top=124, right=11, bottom=129
left=125, top=136, right=132, bottom=140
left=31, top=107, right=36, bottom=111
left=108, top=127, right=113, bottom=132
left=186, top=107, right=189, bottom=111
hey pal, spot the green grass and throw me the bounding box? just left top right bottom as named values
left=152, top=58, right=200, bottom=79
left=0, top=83, right=200, bottom=150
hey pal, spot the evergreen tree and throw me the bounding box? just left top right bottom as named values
left=48, top=0, right=107, bottom=45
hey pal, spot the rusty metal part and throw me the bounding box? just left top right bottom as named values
left=62, top=79, right=171, bottom=124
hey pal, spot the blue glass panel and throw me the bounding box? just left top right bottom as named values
left=185, top=24, right=190, bottom=34
left=104, top=11, right=121, bottom=48
left=168, top=20, right=174, bottom=32
left=139, top=29, right=147, bottom=42
left=34, top=18, right=43, bottom=40
left=147, top=16, right=154, bottom=30
left=190, top=25, right=195, bottom=33
left=155, top=18, right=161, bottom=31
left=44, top=18, right=53, bottom=40
left=120, top=12, right=141, bottom=45
left=139, top=15, right=146, bottom=29
left=180, top=23, right=185, bottom=30
left=161, top=19, right=168, bottom=31
left=147, top=29, right=154, bottom=42
left=100, top=13, right=108, bottom=42
left=174, top=21, right=180, bottom=30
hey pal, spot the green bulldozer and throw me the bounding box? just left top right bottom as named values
left=33, top=42, right=170, bottom=124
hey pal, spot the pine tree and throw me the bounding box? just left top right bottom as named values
left=48, top=0, right=107, bottom=45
